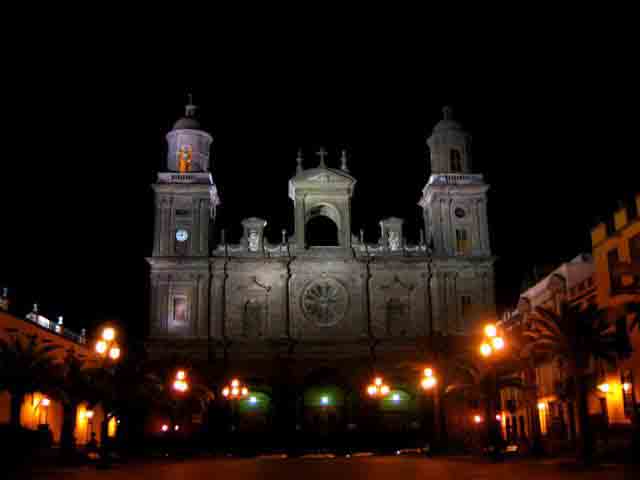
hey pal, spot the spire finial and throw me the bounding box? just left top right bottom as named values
left=316, top=147, right=327, bottom=168
left=296, top=149, right=304, bottom=174
left=185, top=92, right=197, bottom=117
left=340, top=149, right=349, bottom=172
left=442, top=105, right=454, bottom=121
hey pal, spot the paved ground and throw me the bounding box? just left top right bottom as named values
left=14, top=455, right=637, bottom=480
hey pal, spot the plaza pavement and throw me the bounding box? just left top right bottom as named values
left=13, top=454, right=636, bottom=480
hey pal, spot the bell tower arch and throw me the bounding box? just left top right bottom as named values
left=288, top=149, right=356, bottom=250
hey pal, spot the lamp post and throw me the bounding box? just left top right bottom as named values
left=95, top=326, right=121, bottom=362
left=94, top=326, right=122, bottom=465
left=222, top=378, right=249, bottom=447
left=419, top=367, right=438, bottom=453
left=479, top=323, right=505, bottom=459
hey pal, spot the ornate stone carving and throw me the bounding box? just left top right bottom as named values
left=301, top=278, right=349, bottom=327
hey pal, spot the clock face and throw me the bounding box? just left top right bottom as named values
left=454, top=207, right=466, bottom=219
left=176, top=229, right=189, bottom=242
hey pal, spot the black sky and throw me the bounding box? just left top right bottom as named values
left=1, top=28, right=637, bottom=341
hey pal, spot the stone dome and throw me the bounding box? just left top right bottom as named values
left=172, top=103, right=201, bottom=130
left=432, top=106, right=463, bottom=133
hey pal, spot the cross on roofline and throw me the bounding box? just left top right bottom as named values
left=316, top=147, right=327, bottom=168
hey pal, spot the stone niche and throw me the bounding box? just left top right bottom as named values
left=369, top=262, right=429, bottom=339
left=223, top=260, right=288, bottom=340
left=289, top=259, right=367, bottom=340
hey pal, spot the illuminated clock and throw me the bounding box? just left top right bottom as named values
left=176, top=229, right=189, bottom=242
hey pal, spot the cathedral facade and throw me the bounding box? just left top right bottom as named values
left=146, top=104, right=495, bottom=401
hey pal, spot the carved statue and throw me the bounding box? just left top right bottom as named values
left=248, top=230, right=260, bottom=252
left=388, top=231, right=400, bottom=251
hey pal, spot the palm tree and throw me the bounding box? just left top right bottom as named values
left=0, top=332, right=59, bottom=429
left=523, top=302, right=620, bottom=464
left=444, top=350, right=524, bottom=455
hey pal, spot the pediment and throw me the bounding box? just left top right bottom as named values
left=293, top=168, right=356, bottom=185
left=289, top=168, right=356, bottom=199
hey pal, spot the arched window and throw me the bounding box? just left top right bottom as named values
left=450, top=149, right=462, bottom=172
left=305, top=215, right=339, bottom=247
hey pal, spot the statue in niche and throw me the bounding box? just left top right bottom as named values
left=388, top=231, right=400, bottom=251
left=385, top=298, right=408, bottom=336
left=248, top=230, right=260, bottom=252
left=242, top=299, right=263, bottom=338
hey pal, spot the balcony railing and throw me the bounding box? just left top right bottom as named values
left=24, top=313, right=86, bottom=345
left=428, top=173, right=484, bottom=186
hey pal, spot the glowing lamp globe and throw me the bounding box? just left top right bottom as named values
left=367, top=385, right=378, bottom=396
left=424, top=368, right=433, bottom=377
left=380, top=385, right=390, bottom=396
left=96, top=340, right=107, bottom=355
left=491, top=337, right=505, bottom=350
left=484, top=324, right=497, bottom=338
left=480, top=343, right=492, bottom=357
left=102, top=327, right=115, bottom=341
left=109, top=346, right=121, bottom=360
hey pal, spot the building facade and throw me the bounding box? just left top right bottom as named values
left=145, top=104, right=496, bottom=443
left=0, top=297, right=114, bottom=447
left=590, top=194, right=640, bottom=430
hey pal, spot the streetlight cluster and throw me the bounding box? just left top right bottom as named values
left=95, top=326, right=121, bottom=360
left=222, top=378, right=249, bottom=399
left=367, top=376, right=391, bottom=397
left=421, top=367, right=437, bottom=390
left=479, top=324, right=505, bottom=357
left=172, top=370, right=190, bottom=393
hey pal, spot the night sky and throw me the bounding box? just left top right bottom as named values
left=1, top=38, right=637, bottom=342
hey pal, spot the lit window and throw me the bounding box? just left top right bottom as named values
left=456, top=229, right=470, bottom=255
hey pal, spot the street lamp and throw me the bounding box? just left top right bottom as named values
left=221, top=378, right=249, bottom=436
left=479, top=323, right=506, bottom=458
left=367, top=376, right=391, bottom=397
left=172, top=369, right=190, bottom=393
left=95, top=326, right=121, bottom=361
left=421, top=367, right=437, bottom=391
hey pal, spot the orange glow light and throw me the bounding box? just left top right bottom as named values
left=623, top=382, right=632, bottom=393
left=176, top=370, right=186, bottom=381
left=480, top=343, right=492, bottom=357
left=231, top=387, right=239, bottom=396
left=375, top=377, right=383, bottom=386
left=380, top=385, right=390, bottom=396
left=492, top=337, right=505, bottom=350
left=109, top=346, right=121, bottom=360
left=161, top=424, right=169, bottom=432
left=597, top=383, right=610, bottom=393
left=222, top=387, right=230, bottom=397
left=85, top=410, right=94, bottom=420
left=96, top=340, right=107, bottom=355
left=484, top=324, right=497, bottom=338
left=474, top=415, right=482, bottom=424
left=496, top=414, right=501, bottom=421
left=241, top=387, right=249, bottom=397
left=424, top=368, right=433, bottom=377
left=41, top=397, right=50, bottom=407
left=422, top=377, right=436, bottom=390
left=231, top=379, right=239, bottom=388
left=102, top=327, right=115, bottom=341
left=367, top=385, right=377, bottom=396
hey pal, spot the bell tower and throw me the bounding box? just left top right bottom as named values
left=419, top=106, right=495, bottom=335
left=147, top=98, right=219, bottom=341
left=419, top=106, right=490, bottom=257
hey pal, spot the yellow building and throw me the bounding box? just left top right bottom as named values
left=0, top=301, right=115, bottom=446
left=590, top=193, right=640, bottom=428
